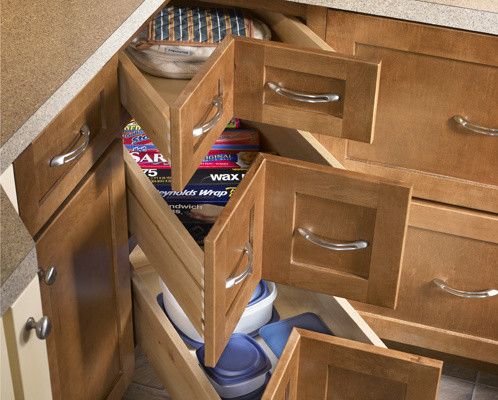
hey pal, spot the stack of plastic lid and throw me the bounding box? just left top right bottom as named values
left=159, top=279, right=278, bottom=348
left=197, top=333, right=272, bottom=399
left=259, top=313, right=333, bottom=358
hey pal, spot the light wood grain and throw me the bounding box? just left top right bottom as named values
left=130, top=248, right=395, bottom=400
left=261, top=153, right=412, bottom=308
left=204, top=155, right=266, bottom=366
left=120, top=37, right=235, bottom=191
left=132, top=264, right=219, bottom=400
left=197, top=0, right=307, bottom=16
left=36, top=142, right=133, bottom=400
left=14, top=56, right=120, bottom=236
left=234, top=37, right=380, bottom=143
left=124, top=150, right=204, bottom=334
left=351, top=201, right=498, bottom=364
left=324, top=10, right=498, bottom=213
left=264, top=329, right=442, bottom=400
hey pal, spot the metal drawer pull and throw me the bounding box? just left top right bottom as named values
left=226, top=242, right=253, bottom=289
left=267, top=82, right=340, bottom=103
left=433, top=278, right=498, bottom=298
left=38, top=266, right=57, bottom=285
left=453, top=115, right=498, bottom=137
left=25, top=316, right=52, bottom=340
left=192, top=96, right=223, bottom=137
left=50, top=124, right=91, bottom=167
left=297, top=228, right=368, bottom=251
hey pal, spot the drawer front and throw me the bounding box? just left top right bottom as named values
left=234, top=37, right=380, bottom=143
left=14, top=56, right=120, bottom=236
left=119, top=38, right=235, bottom=191
left=131, top=252, right=442, bottom=400
left=264, top=329, right=441, bottom=400
left=261, top=155, right=411, bottom=309
left=354, top=201, right=498, bottom=344
left=126, top=144, right=411, bottom=366
left=119, top=13, right=381, bottom=191
left=325, top=10, right=498, bottom=212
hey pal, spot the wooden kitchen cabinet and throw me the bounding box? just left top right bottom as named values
left=36, top=142, right=133, bottom=400
left=323, top=10, right=498, bottom=214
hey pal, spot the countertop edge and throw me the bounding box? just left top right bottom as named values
left=1, top=246, right=38, bottom=316
left=0, top=0, right=166, bottom=174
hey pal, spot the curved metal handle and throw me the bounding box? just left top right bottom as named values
left=267, top=82, right=340, bottom=103
left=452, top=115, right=498, bottom=137
left=433, top=278, right=498, bottom=299
left=38, top=266, right=57, bottom=286
left=50, top=124, right=91, bottom=167
left=25, top=316, right=52, bottom=340
left=297, top=228, right=368, bottom=251
left=225, top=242, right=253, bottom=289
left=192, top=96, right=223, bottom=137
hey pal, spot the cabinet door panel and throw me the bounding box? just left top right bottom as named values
left=37, top=142, right=133, bottom=400
left=263, top=329, right=442, bottom=400
left=262, top=154, right=411, bottom=308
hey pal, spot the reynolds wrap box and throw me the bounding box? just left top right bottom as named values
left=123, top=120, right=259, bottom=246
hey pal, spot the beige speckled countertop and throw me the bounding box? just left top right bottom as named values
left=1, top=188, right=37, bottom=315
left=0, top=0, right=496, bottom=309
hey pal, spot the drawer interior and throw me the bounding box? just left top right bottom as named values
left=131, top=248, right=442, bottom=400
left=119, top=7, right=380, bottom=190
left=125, top=120, right=412, bottom=366
left=125, top=121, right=341, bottom=365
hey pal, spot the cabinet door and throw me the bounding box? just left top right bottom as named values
left=263, top=329, right=442, bottom=400
left=36, top=142, right=133, bottom=400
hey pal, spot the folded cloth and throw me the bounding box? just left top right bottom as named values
left=127, top=6, right=271, bottom=79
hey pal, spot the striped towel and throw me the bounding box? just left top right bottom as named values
left=146, top=6, right=254, bottom=46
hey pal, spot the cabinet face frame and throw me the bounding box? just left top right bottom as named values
left=36, top=142, right=133, bottom=400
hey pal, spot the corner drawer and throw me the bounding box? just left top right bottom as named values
left=125, top=124, right=412, bottom=366
left=131, top=249, right=442, bottom=400
left=14, top=56, right=121, bottom=236
left=325, top=10, right=498, bottom=213
left=119, top=11, right=381, bottom=190
left=352, top=200, right=498, bottom=364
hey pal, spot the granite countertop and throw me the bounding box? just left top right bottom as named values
left=1, top=188, right=38, bottom=315
left=0, top=0, right=496, bottom=310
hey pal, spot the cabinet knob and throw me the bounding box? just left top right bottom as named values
left=25, top=316, right=52, bottom=340
left=38, top=266, right=57, bottom=285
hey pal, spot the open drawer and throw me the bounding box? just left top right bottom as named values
left=119, top=11, right=380, bottom=190
left=124, top=124, right=412, bottom=366
left=131, top=249, right=442, bottom=399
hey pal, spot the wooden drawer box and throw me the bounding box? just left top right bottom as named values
left=125, top=123, right=412, bottom=366
left=352, top=200, right=498, bottom=365
left=324, top=10, right=498, bottom=213
left=14, top=56, right=121, bottom=236
left=119, top=11, right=381, bottom=190
left=130, top=247, right=442, bottom=400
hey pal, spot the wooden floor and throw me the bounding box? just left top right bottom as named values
left=122, top=347, right=498, bottom=400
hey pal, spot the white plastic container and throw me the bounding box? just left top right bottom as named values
left=160, top=279, right=277, bottom=343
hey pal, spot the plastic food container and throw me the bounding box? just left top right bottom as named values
left=160, top=279, right=277, bottom=344
left=197, top=333, right=272, bottom=399
left=259, top=312, right=333, bottom=358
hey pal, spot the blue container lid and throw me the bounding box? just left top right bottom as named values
left=197, top=334, right=271, bottom=386
left=221, top=372, right=271, bottom=400
left=247, top=280, right=270, bottom=307
left=259, top=312, right=333, bottom=358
